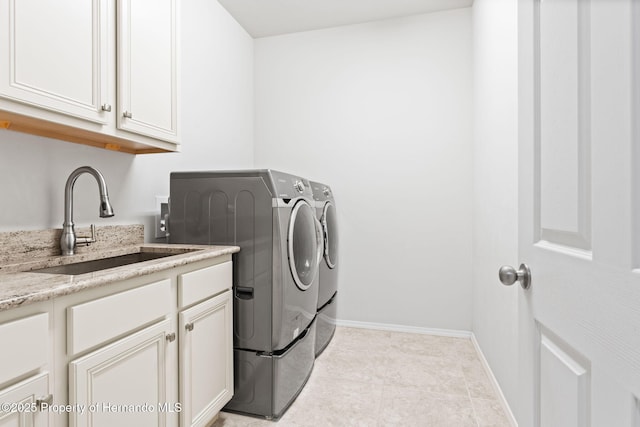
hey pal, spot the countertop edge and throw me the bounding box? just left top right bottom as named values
left=0, top=244, right=240, bottom=312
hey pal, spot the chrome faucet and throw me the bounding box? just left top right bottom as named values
left=60, top=166, right=115, bottom=256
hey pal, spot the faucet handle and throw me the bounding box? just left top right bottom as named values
left=76, top=224, right=97, bottom=247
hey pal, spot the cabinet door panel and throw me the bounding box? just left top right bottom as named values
left=179, top=291, right=233, bottom=427
left=69, top=319, right=172, bottom=427
left=179, top=261, right=232, bottom=309
left=0, top=313, right=48, bottom=385
left=0, top=373, right=49, bottom=427
left=117, top=0, right=178, bottom=142
left=0, top=0, right=108, bottom=123
left=67, top=279, right=171, bottom=355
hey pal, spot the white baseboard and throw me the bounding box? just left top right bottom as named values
left=471, top=333, right=519, bottom=427
left=335, top=318, right=472, bottom=338
left=334, top=319, right=518, bottom=426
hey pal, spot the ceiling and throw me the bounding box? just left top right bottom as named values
left=217, top=0, right=474, bottom=38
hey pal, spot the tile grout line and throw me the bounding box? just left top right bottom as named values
left=461, top=355, right=482, bottom=427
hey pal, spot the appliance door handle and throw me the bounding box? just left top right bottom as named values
left=272, top=323, right=311, bottom=358
left=235, top=286, right=254, bottom=300
left=321, top=201, right=337, bottom=269
left=314, top=217, right=324, bottom=268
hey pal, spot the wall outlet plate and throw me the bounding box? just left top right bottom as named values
left=155, top=196, right=169, bottom=239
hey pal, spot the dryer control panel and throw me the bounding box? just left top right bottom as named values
left=271, top=170, right=313, bottom=200
left=310, top=181, right=334, bottom=202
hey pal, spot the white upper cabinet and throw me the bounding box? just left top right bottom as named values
left=0, top=0, right=179, bottom=154
left=0, top=0, right=109, bottom=123
left=118, top=0, right=178, bottom=143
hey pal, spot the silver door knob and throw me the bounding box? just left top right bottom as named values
left=123, top=111, right=133, bottom=119
left=498, top=263, right=531, bottom=289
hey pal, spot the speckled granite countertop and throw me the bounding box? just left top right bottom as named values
left=0, top=225, right=239, bottom=312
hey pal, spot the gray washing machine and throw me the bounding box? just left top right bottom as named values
left=169, top=170, right=322, bottom=420
left=310, top=181, right=339, bottom=357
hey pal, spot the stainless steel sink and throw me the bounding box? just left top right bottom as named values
left=30, top=251, right=181, bottom=275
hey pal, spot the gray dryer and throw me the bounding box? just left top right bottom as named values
left=310, top=181, right=339, bottom=356
left=169, top=170, right=322, bottom=419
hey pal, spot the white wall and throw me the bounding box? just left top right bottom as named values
left=0, top=0, right=254, bottom=240
left=472, top=0, right=519, bottom=416
left=254, top=9, right=473, bottom=331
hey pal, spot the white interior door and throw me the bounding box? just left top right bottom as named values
left=517, top=0, right=640, bottom=426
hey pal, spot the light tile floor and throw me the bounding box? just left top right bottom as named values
left=213, top=327, right=511, bottom=427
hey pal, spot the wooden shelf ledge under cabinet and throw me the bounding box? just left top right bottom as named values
left=0, top=110, right=178, bottom=155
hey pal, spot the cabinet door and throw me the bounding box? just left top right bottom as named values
left=0, top=0, right=109, bottom=123
left=0, top=312, right=48, bottom=387
left=117, top=0, right=178, bottom=142
left=69, top=319, right=174, bottom=427
left=0, top=373, right=50, bottom=427
left=179, top=291, right=233, bottom=427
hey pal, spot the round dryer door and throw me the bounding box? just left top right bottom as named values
left=322, top=202, right=338, bottom=269
left=288, top=200, right=320, bottom=291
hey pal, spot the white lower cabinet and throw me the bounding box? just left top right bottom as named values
left=63, top=257, right=233, bottom=427
left=0, top=310, right=51, bottom=427
left=179, top=290, right=233, bottom=427
left=0, top=256, right=233, bottom=427
left=69, top=319, right=174, bottom=427
left=0, top=373, right=50, bottom=427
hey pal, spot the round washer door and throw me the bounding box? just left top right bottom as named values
left=288, top=200, right=319, bottom=290
left=322, top=202, right=338, bottom=269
